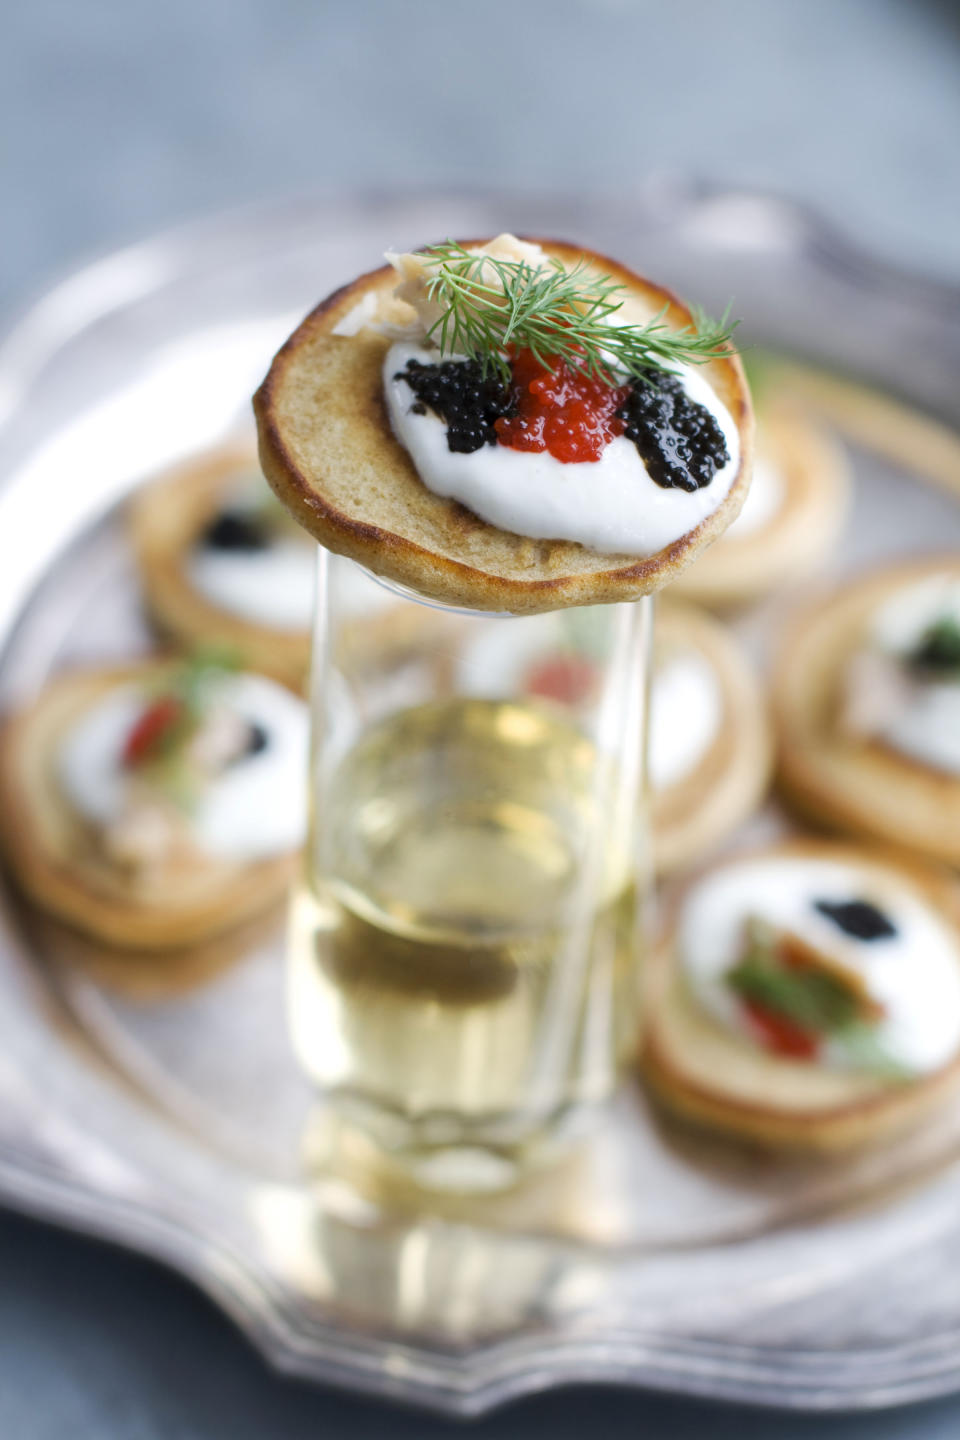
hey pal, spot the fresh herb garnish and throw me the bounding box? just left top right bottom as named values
left=911, top=614, right=960, bottom=677
left=130, top=648, right=241, bottom=808
left=170, top=645, right=241, bottom=715
left=728, top=947, right=862, bottom=1036
left=725, top=919, right=904, bottom=1077
left=418, top=240, right=737, bottom=386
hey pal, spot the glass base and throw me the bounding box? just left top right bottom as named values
left=302, top=1090, right=609, bottom=1196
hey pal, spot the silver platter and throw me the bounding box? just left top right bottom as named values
left=1, top=187, right=960, bottom=1418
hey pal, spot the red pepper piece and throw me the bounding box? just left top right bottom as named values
left=742, top=998, right=819, bottom=1060
left=123, top=695, right=185, bottom=768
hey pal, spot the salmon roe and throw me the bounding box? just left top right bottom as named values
left=494, top=349, right=629, bottom=464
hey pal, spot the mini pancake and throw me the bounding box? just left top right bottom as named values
left=130, top=444, right=312, bottom=689
left=0, top=663, right=301, bottom=949
left=643, top=839, right=960, bottom=1151
left=773, top=557, right=960, bottom=866
left=254, top=238, right=753, bottom=615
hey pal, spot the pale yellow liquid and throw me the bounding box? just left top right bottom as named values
left=289, top=698, right=642, bottom=1179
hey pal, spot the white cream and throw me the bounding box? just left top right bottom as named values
left=649, top=651, right=723, bottom=791
left=188, top=536, right=316, bottom=632
left=384, top=342, right=740, bottom=555
left=679, top=856, right=960, bottom=1075
left=58, top=673, right=308, bottom=863
left=185, top=476, right=315, bottom=631
left=856, top=574, right=960, bottom=777
left=879, top=685, right=960, bottom=775
left=722, top=453, right=784, bottom=540
left=188, top=476, right=401, bottom=630
left=454, top=621, right=720, bottom=790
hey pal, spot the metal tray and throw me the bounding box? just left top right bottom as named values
left=1, top=187, right=960, bottom=1419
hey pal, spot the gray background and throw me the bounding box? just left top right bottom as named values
left=2, top=1, right=960, bottom=1435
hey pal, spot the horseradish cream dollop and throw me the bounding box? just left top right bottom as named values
left=58, top=673, right=308, bottom=863
left=187, top=481, right=316, bottom=632
left=188, top=482, right=398, bottom=632
left=384, top=341, right=741, bottom=555
left=847, top=574, right=960, bottom=777
left=649, top=652, right=723, bottom=791
left=679, top=856, right=960, bottom=1075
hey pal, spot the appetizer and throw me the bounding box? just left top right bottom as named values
left=643, top=841, right=960, bottom=1149
left=0, top=655, right=308, bottom=948
left=453, top=600, right=771, bottom=873
left=670, top=398, right=849, bottom=608
left=130, top=445, right=315, bottom=687
left=774, top=558, right=960, bottom=865
left=254, top=235, right=753, bottom=613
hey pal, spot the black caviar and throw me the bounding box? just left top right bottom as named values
left=397, top=354, right=729, bottom=489
left=396, top=358, right=514, bottom=454
left=244, top=722, right=270, bottom=757
left=202, top=510, right=272, bottom=552
left=616, top=370, right=729, bottom=492
left=814, top=898, right=897, bottom=942
left=910, top=615, right=960, bottom=676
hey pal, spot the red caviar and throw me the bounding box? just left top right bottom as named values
left=495, top=348, right=628, bottom=464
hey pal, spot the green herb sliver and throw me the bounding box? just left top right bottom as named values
left=911, top=614, right=960, bottom=677
left=138, top=647, right=242, bottom=811
left=726, top=921, right=907, bottom=1079
left=419, top=240, right=737, bottom=387
left=727, top=950, right=861, bottom=1035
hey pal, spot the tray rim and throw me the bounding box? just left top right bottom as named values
left=2, top=184, right=960, bottom=1419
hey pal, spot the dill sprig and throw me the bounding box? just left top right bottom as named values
left=419, top=240, right=737, bottom=386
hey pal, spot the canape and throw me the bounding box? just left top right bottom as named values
left=130, top=445, right=314, bottom=688
left=254, top=235, right=753, bottom=613
left=643, top=840, right=960, bottom=1150
left=774, top=558, right=960, bottom=866
left=0, top=656, right=308, bottom=948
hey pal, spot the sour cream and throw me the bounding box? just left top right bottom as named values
left=58, top=673, right=308, bottom=863
left=184, top=477, right=314, bottom=632
left=865, top=574, right=960, bottom=776
left=187, top=481, right=401, bottom=632
left=383, top=341, right=741, bottom=555
left=649, top=652, right=723, bottom=791
left=188, top=535, right=317, bottom=632
left=679, top=856, right=960, bottom=1075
